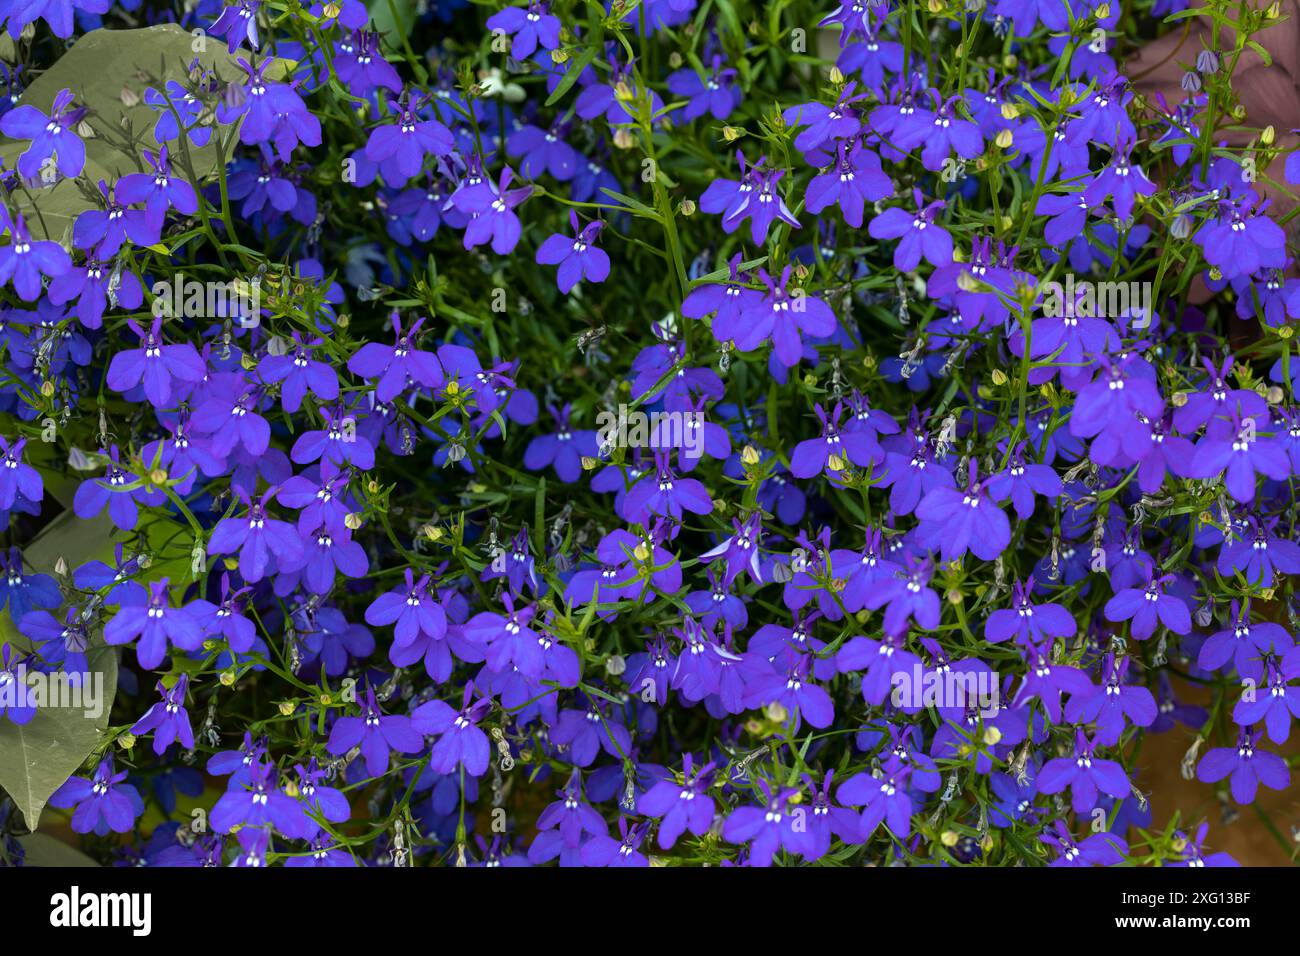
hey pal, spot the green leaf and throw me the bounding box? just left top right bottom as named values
left=545, top=45, right=598, bottom=108
left=17, top=832, right=100, bottom=867
left=0, top=24, right=270, bottom=243
left=369, top=0, right=418, bottom=48
left=0, top=508, right=119, bottom=830
left=0, top=645, right=118, bottom=830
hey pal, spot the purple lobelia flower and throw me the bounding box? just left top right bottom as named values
left=0, top=436, right=41, bottom=512
left=1200, top=598, right=1290, bottom=682
left=19, top=605, right=91, bottom=679
left=635, top=753, right=717, bottom=848
left=782, top=83, right=866, bottom=159
left=365, top=93, right=454, bottom=184
left=291, top=404, right=376, bottom=470
left=827, top=528, right=899, bottom=614
left=130, top=675, right=196, bottom=755
left=1011, top=640, right=1093, bottom=725
left=366, top=567, right=448, bottom=645
left=528, top=771, right=607, bottom=866
left=71, top=446, right=148, bottom=530
left=1168, top=823, right=1238, bottom=867
left=207, top=487, right=305, bottom=583
left=1174, top=355, right=1267, bottom=435
left=485, top=1, right=561, bottom=59
left=836, top=758, right=915, bottom=840
left=868, top=189, right=952, bottom=271
left=984, top=577, right=1077, bottom=646
left=106, top=318, right=207, bottom=408
left=721, top=779, right=803, bottom=866
left=0, top=214, right=72, bottom=301
left=861, top=555, right=941, bottom=636
left=580, top=818, right=650, bottom=867
left=0, top=548, right=61, bottom=620
left=1067, top=355, right=1165, bottom=448
left=1197, top=727, right=1290, bottom=804
left=191, top=374, right=271, bottom=459
left=1104, top=572, right=1192, bottom=640
left=535, top=212, right=610, bottom=293
left=0, top=88, right=86, bottom=179
left=0, top=644, right=35, bottom=725
left=1064, top=653, right=1157, bottom=745
left=1234, top=659, right=1300, bottom=743
left=1217, top=515, right=1300, bottom=588
left=105, top=579, right=204, bottom=670
left=47, top=257, right=144, bottom=329
left=728, top=266, right=837, bottom=368
left=1082, top=141, right=1157, bottom=220
left=115, top=146, right=199, bottom=231
left=1041, top=821, right=1126, bottom=867
left=1037, top=729, right=1130, bottom=813
left=914, top=459, right=1011, bottom=563
left=1189, top=409, right=1290, bottom=504
left=1194, top=200, right=1287, bottom=281
left=411, top=684, right=493, bottom=775
left=667, top=55, right=740, bottom=121
left=743, top=654, right=835, bottom=729
left=683, top=253, right=760, bottom=336
left=258, top=333, right=340, bottom=412
left=524, top=403, right=600, bottom=482
left=293, top=758, right=351, bottom=831
left=805, top=138, right=893, bottom=228
left=335, top=30, right=403, bottom=97
left=71, top=180, right=158, bottom=259
left=185, top=573, right=256, bottom=653
left=623, top=451, right=713, bottom=524
left=211, top=760, right=313, bottom=839
left=49, top=756, right=143, bottom=836
left=457, top=165, right=533, bottom=254
left=909, top=92, right=985, bottom=173
left=699, top=511, right=764, bottom=585
left=210, top=0, right=262, bottom=51
left=480, top=527, right=540, bottom=596
left=984, top=443, right=1062, bottom=520
left=550, top=695, right=633, bottom=767
left=218, top=58, right=322, bottom=162
left=347, top=312, right=445, bottom=401
left=327, top=685, right=425, bottom=778
left=790, top=401, right=882, bottom=479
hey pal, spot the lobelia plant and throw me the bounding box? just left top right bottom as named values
left=0, top=0, right=1299, bottom=872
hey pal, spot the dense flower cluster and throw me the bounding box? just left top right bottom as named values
left=1, top=0, right=1298, bottom=868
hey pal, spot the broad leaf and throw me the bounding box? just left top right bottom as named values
left=0, top=24, right=257, bottom=242
left=0, top=508, right=119, bottom=830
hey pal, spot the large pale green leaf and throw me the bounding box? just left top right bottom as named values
left=18, top=831, right=100, bottom=866
left=0, top=509, right=119, bottom=830
left=0, top=24, right=254, bottom=242
left=369, top=0, right=418, bottom=51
